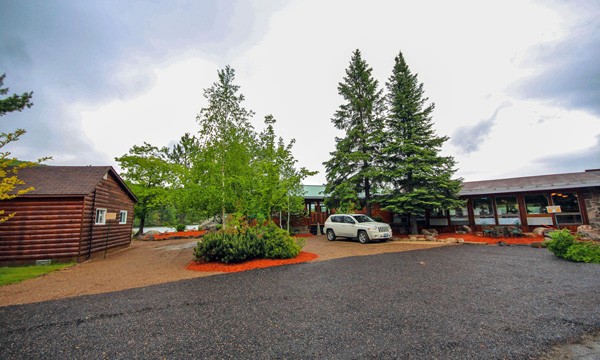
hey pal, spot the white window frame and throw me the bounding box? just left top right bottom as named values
left=119, top=210, right=128, bottom=224
left=95, top=208, right=107, bottom=225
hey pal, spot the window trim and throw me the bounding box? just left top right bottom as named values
left=95, top=208, right=107, bottom=225
left=119, top=210, right=128, bottom=224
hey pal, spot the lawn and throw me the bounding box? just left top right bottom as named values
left=0, top=262, right=74, bottom=286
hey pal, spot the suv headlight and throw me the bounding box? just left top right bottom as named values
left=370, top=225, right=378, bottom=231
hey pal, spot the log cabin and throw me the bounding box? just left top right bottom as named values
left=0, top=166, right=137, bottom=264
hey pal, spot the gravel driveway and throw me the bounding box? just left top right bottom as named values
left=1, top=245, right=599, bottom=359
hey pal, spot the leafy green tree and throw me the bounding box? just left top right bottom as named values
left=115, top=142, right=172, bottom=235
left=195, top=66, right=256, bottom=227
left=0, top=74, right=50, bottom=222
left=324, top=49, right=385, bottom=216
left=381, top=51, right=463, bottom=234
left=166, top=133, right=201, bottom=224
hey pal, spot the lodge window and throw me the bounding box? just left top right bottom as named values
left=95, top=208, right=106, bottom=225
left=495, top=196, right=520, bottom=225
left=429, top=208, right=448, bottom=226
left=449, top=206, right=469, bottom=225
left=119, top=210, right=127, bottom=224
left=524, top=194, right=553, bottom=226
left=551, top=192, right=582, bottom=224
left=472, top=197, right=495, bottom=225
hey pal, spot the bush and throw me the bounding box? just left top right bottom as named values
left=546, top=230, right=574, bottom=258
left=564, top=242, right=600, bottom=263
left=194, top=218, right=302, bottom=263
left=175, top=224, right=186, bottom=232
left=546, top=229, right=600, bottom=263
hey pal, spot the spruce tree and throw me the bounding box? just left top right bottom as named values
left=382, top=51, right=463, bottom=234
left=324, top=49, right=385, bottom=216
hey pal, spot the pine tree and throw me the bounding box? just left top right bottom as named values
left=324, top=49, right=385, bottom=216
left=382, top=51, right=463, bottom=234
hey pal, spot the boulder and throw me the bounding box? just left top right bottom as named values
left=532, top=227, right=551, bottom=236
left=137, top=230, right=161, bottom=241
left=425, top=235, right=437, bottom=241
left=577, top=225, right=600, bottom=241
left=422, top=229, right=439, bottom=236
left=456, top=225, right=473, bottom=234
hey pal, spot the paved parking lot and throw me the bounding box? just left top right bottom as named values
left=1, top=245, right=599, bottom=359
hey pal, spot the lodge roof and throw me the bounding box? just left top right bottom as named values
left=303, top=170, right=600, bottom=199
left=9, top=166, right=137, bottom=202
left=459, top=169, right=600, bottom=196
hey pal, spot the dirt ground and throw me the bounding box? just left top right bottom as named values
left=0, top=236, right=450, bottom=307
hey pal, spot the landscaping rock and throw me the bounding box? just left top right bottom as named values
left=533, top=227, right=551, bottom=236
left=456, top=225, right=473, bottom=234
left=422, top=229, right=439, bottom=236
left=137, top=230, right=161, bottom=241
left=577, top=225, right=600, bottom=241
left=425, top=235, right=437, bottom=241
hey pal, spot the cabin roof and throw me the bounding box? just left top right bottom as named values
left=10, top=166, right=137, bottom=202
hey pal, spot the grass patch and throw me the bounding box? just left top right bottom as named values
left=0, top=262, right=74, bottom=286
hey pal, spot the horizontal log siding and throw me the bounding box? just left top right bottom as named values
left=0, top=197, right=84, bottom=262
left=79, top=173, right=134, bottom=260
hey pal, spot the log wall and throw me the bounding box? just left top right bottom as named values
left=79, top=173, right=135, bottom=261
left=0, top=197, right=84, bottom=263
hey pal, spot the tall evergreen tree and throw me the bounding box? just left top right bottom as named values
left=382, top=51, right=463, bottom=234
left=324, top=49, right=385, bottom=216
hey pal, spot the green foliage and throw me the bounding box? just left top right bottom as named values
left=176, top=224, right=186, bottom=232
left=0, top=262, right=74, bottom=286
left=194, top=217, right=302, bottom=263
left=546, top=230, right=575, bottom=258
left=547, top=230, right=600, bottom=263
left=564, top=242, right=600, bottom=263
left=324, top=49, right=385, bottom=216
left=0, top=74, right=51, bottom=223
left=381, top=51, right=463, bottom=234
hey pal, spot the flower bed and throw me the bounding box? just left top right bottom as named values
left=154, top=230, right=207, bottom=241
left=186, top=251, right=318, bottom=273
left=437, top=233, right=544, bottom=245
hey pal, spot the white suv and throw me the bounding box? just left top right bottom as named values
left=324, top=214, right=392, bottom=244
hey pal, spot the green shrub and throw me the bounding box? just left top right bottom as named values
left=564, top=242, right=600, bottom=263
left=546, top=230, right=575, bottom=258
left=194, top=218, right=303, bottom=263
left=176, top=224, right=186, bottom=232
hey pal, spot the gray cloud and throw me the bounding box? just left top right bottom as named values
left=534, top=133, right=600, bottom=173
left=451, top=102, right=511, bottom=154
left=0, top=0, right=271, bottom=164
left=513, top=1, right=600, bottom=117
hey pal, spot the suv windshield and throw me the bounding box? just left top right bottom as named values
left=352, top=215, right=375, bottom=223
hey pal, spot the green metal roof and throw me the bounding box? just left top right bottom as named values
left=303, top=185, right=326, bottom=199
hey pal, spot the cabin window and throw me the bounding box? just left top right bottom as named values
left=472, top=197, right=495, bottom=225
left=525, top=194, right=549, bottom=214
left=95, top=208, right=107, bottom=225
left=119, top=210, right=128, bottom=224
left=495, top=196, right=520, bottom=225
left=551, top=192, right=582, bottom=224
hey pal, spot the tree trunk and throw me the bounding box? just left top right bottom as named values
left=136, top=214, right=146, bottom=237
left=279, top=210, right=282, bottom=229
left=409, top=214, right=418, bottom=235
left=365, top=178, right=372, bottom=217
left=287, top=195, right=291, bottom=233
left=221, top=162, right=226, bottom=229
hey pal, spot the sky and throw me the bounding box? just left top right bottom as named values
left=1, top=0, right=599, bottom=185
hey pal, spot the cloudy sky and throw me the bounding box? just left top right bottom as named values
left=1, top=0, right=599, bottom=184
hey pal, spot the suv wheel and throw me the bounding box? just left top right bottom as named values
left=326, top=229, right=336, bottom=241
left=358, top=230, right=369, bottom=244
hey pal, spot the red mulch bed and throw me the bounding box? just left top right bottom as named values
left=154, top=230, right=207, bottom=240
left=186, top=251, right=319, bottom=273
left=437, top=233, right=544, bottom=245
left=293, top=233, right=314, bottom=238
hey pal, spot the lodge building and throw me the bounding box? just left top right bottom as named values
left=303, top=169, right=600, bottom=234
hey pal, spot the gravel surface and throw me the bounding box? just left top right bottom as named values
left=1, top=245, right=599, bottom=359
